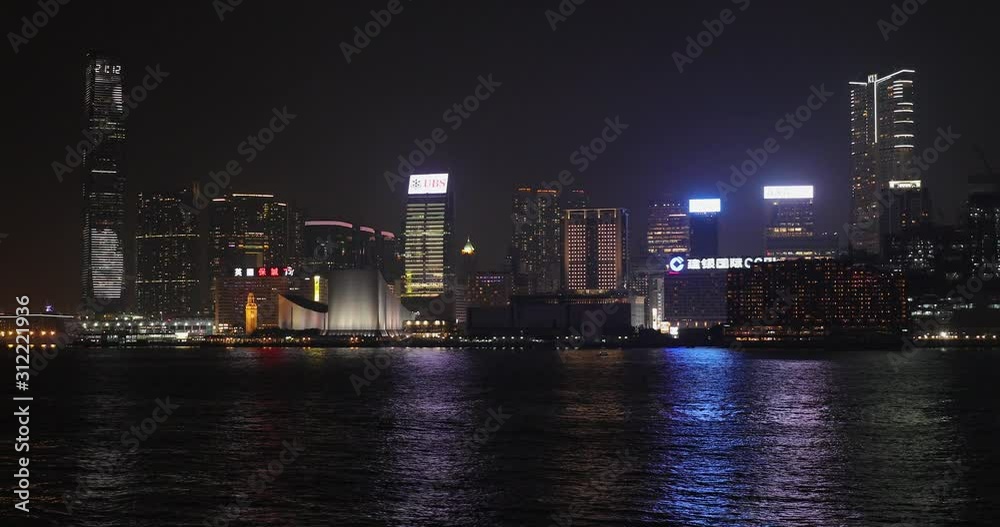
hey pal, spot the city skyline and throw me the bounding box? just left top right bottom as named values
left=3, top=1, right=998, bottom=311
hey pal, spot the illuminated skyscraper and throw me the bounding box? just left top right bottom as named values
left=81, top=52, right=127, bottom=310
left=402, top=174, right=454, bottom=300
left=209, top=193, right=292, bottom=313
left=563, top=208, right=629, bottom=293
left=764, top=185, right=817, bottom=258
left=688, top=198, right=721, bottom=258
left=849, top=69, right=918, bottom=256
left=646, top=195, right=689, bottom=256
left=510, top=186, right=562, bottom=294
left=136, top=191, right=200, bottom=318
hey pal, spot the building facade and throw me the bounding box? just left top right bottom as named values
left=727, top=259, right=908, bottom=338
left=688, top=199, right=720, bottom=258
left=646, top=196, right=690, bottom=257
left=209, top=193, right=294, bottom=313
left=216, top=266, right=294, bottom=332
left=763, top=185, right=820, bottom=258
left=81, top=52, right=128, bottom=312
left=402, top=174, right=454, bottom=300
left=510, top=187, right=563, bottom=294
left=849, top=69, right=918, bottom=256
left=303, top=220, right=401, bottom=280
left=563, top=208, right=630, bottom=293
left=136, top=191, right=200, bottom=318
left=967, top=190, right=1000, bottom=274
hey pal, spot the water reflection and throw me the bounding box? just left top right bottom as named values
left=21, top=346, right=998, bottom=526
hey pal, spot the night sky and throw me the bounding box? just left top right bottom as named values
left=3, top=0, right=998, bottom=311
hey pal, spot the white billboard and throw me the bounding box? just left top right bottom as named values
left=763, top=185, right=814, bottom=200
left=688, top=198, right=721, bottom=214
left=889, top=180, right=921, bottom=189
left=408, top=173, right=449, bottom=195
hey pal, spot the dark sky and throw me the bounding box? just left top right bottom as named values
left=2, top=0, right=998, bottom=311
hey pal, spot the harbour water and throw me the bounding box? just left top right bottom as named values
left=5, top=346, right=1000, bottom=526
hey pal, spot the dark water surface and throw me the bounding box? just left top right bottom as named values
left=4, top=346, right=1000, bottom=526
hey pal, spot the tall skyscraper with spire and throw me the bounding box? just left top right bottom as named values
left=849, top=69, right=917, bottom=256
left=81, top=52, right=128, bottom=311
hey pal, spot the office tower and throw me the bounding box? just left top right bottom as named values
left=209, top=193, right=292, bottom=314
left=727, top=259, right=908, bottom=338
left=288, top=206, right=306, bottom=267
left=967, top=190, right=1000, bottom=273
left=362, top=228, right=403, bottom=283
left=469, top=272, right=514, bottom=308
left=135, top=191, right=199, bottom=318
left=402, top=173, right=454, bottom=299
left=763, top=185, right=816, bottom=258
left=81, top=52, right=127, bottom=311
left=884, top=180, right=929, bottom=238
left=645, top=274, right=665, bottom=331
left=646, top=195, right=690, bottom=256
left=510, top=186, right=562, bottom=294
left=688, top=198, right=721, bottom=258
left=303, top=220, right=356, bottom=272
left=849, top=69, right=918, bottom=256
left=217, top=265, right=294, bottom=332
left=563, top=208, right=629, bottom=293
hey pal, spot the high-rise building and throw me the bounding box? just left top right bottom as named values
left=763, top=185, right=817, bottom=258
left=81, top=52, right=128, bottom=311
left=563, top=208, right=629, bottom=293
left=646, top=195, right=689, bottom=256
left=645, top=274, right=665, bottom=331
left=967, top=190, right=1000, bottom=273
left=209, top=193, right=292, bottom=313
left=136, top=191, right=200, bottom=318
left=288, top=205, right=306, bottom=268
left=510, top=187, right=562, bottom=294
left=402, top=173, right=454, bottom=300
left=562, top=188, right=590, bottom=209
left=469, top=271, right=514, bottom=308
left=849, top=69, right=918, bottom=256
left=884, top=180, right=929, bottom=239
left=688, top=198, right=721, bottom=258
